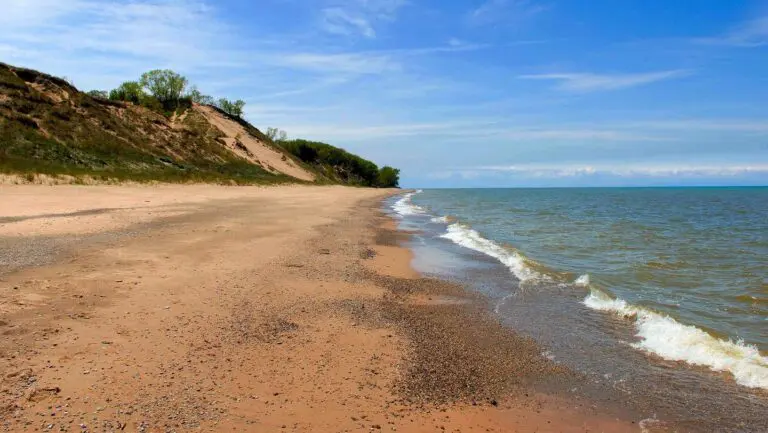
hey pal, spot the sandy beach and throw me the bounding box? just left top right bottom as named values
left=0, top=185, right=639, bottom=432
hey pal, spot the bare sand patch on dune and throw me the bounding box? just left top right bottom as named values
left=195, top=105, right=315, bottom=181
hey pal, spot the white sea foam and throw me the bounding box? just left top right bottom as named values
left=583, top=289, right=768, bottom=389
left=430, top=216, right=450, bottom=223
left=392, top=192, right=425, bottom=217
left=440, top=223, right=542, bottom=282
left=574, top=274, right=590, bottom=286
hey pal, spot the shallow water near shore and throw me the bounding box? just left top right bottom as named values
left=386, top=188, right=768, bottom=432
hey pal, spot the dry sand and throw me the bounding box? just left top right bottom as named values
left=0, top=185, right=640, bottom=432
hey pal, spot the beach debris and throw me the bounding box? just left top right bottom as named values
left=25, top=386, right=61, bottom=402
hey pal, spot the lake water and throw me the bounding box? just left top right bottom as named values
left=389, top=187, right=768, bottom=432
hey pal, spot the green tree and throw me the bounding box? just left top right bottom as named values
left=140, top=69, right=188, bottom=109
left=188, top=85, right=215, bottom=105
left=109, top=81, right=144, bottom=104
left=377, top=166, right=400, bottom=188
left=281, top=139, right=395, bottom=187
left=217, top=98, right=246, bottom=118
left=265, top=127, right=287, bottom=143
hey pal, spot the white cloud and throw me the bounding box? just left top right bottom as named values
left=322, top=8, right=376, bottom=38
left=627, top=119, right=768, bottom=133
left=320, top=0, right=407, bottom=38
left=356, top=0, right=408, bottom=19
left=0, top=0, right=408, bottom=91
left=283, top=116, right=766, bottom=145
left=0, top=0, right=93, bottom=29
left=469, top=0, right=548, bottom=25
left=471, top=163, right=768, bottom=178
left=273, top=120, right=672, bottom=143
left=274, top=52, right=400, bottom=75
left=0, top=0, right=235, bottom=77
left=519, top=70, right=690, bottom=92
left=497, top=129, right=667, bottom=141
left=277, top=121, right=491, bottom=139
left=697, top=16, right=768, bottom=47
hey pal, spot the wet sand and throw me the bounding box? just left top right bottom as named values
left=1, top=185, right=638, bottom=432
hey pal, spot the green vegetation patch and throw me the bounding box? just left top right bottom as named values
left=280, top=139, right=399, bottom=187
left=0, top=62, right=399, bottom=187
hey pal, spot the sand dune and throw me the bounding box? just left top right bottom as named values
left=195, top=105, right=316, bottom=181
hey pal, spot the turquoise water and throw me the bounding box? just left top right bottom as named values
left=393, top=188, right=768, bottom=391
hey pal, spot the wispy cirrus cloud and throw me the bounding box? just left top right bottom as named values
left=321, top=7, right=377, bottom=38
left=357, top=0, right=408, bottom=18
left=0, top=0, right=235, bottom=73
left=695, top=15, right=768, bottom=47
left=1, top=0, right=93, bottom=29
left=0, top=0, right=251, bottom=93
left=320, top=0, right=407, bottom=38
left=626, top=119, right=768, bottom=133
left=269, top=40, right=491, bottom=77
left=273, top=52, right=400, bottom=75
left=519, top=70, right=691, bottom=92
left=274, top=120, right=672, bottom=143
left=460, top=163, right=768, bottom=178
left=273, top=115, right=768, bottom=148
left=469, top=0, right=548, bottom=25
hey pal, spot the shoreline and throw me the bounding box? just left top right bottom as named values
left=1, top=185, right=638, bottom=432
left=394, top=188, right=768, bottom=432
left=367, top=207, right=642, bottom=431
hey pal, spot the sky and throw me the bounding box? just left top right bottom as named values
left=1, top=0, right=767, bottom=187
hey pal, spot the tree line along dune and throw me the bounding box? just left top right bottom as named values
left=0, top=63, right=400, bottom=187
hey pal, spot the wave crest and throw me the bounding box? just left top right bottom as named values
left=574, top=274, right=590, bottom=286
left=584, top=289, right=768, bottom=389
left=440, top=223, right=543, bottom=283
left=392, top=191, right=425, bottom=217
left=430, top=215, right=451, bottom=223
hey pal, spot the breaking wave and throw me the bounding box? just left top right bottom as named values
left=574, top=274, right=590, bottom=286
left=583, top=288, right=768, bottom=389
left=440, top=223, right=543, bottom=283
left=392, top=191, right=425, bottom=217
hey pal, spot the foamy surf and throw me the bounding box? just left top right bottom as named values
left=574, top=274, right=590, bottom=286
left=392, top=191, right=425, bottom=217
left=440, top=223, right=543, bottom=283
left=583, top=289, right=768, bottom=389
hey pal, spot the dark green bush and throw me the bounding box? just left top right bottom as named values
left=109, top=81, right=143, bottom=104
left=280, top=139, right=392, bottom=187
left=377, top=166, right=400, bottom=188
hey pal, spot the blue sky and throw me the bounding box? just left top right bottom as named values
left=1, top=0, right=767, bottom=187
